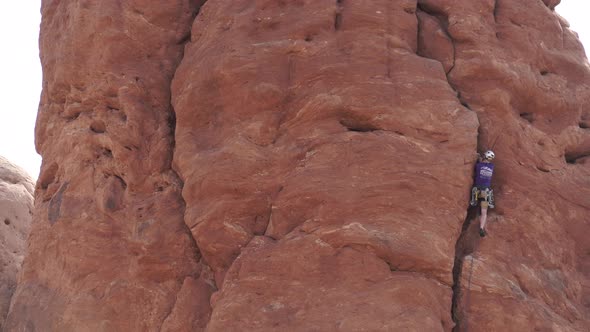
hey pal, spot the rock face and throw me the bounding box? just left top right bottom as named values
left=0, top=156, right=34, bottom=328
left=5, top=0, right=590, bottom=331
left=4, top=2, right=213, bottom=331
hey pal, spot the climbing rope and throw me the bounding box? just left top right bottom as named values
left=462, top=254, right=476, bottom=332
left=461, top=207, right=480, bottom=332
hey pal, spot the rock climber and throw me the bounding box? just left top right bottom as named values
left=470, top=150, right=495, bottom=237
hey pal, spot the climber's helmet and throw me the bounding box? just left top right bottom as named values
left=484, top=150, right=495, bottom=161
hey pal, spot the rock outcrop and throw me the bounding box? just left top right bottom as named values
left=4, top=2, right=214, bottom=331
left=5, top=0, right=590, bottom=331
left=0, top=156, right=34, bottom=328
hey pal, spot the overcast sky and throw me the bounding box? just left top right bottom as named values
left=0, top=0, right=589, bottom=180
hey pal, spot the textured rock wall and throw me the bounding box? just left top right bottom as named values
left=5, top=0, right=590, bottom=331
left=172, top=0, right=475, bottom=330
left=4, top=1, right=214, bottom=331
left=0, top=156, right=33, bottom=328
left=420, top=0, right=590, bottom=330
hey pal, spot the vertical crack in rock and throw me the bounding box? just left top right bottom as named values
left=493, top=0, right=499, bottom=24
left=161, top=1, right=214, bottom=330
left=416, top=3, right=473, bottom=113
left=446, top=59, right=481, bottom=332
left=450, top=207, right=479, bottom=331
left=443, top=45, right=485, bottom=332
left=415, top=3, right=456, bottom=76
left=416, top=3, right=483, bottom=329
left=6, top=0, right=219, bottom=329
left=334, top=0, right=344, bottom=31
left=169, top=5, right=206, bottom=250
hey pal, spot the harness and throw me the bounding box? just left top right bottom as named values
left=470, top=187, right=494, bottom=208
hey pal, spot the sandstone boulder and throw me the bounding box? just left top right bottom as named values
left=0, top=156, right=34, bottom=328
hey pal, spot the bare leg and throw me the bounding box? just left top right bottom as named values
left=479, top=204, right=488, bottom=236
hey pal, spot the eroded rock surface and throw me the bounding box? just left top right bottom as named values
left=172, top=1, right=475, bottom=330
left=6, top=0, right=590, bottom=331
left=4, top=1, right=214, bottom=331
left=0, top=156, right=34, bottom=328
left=417, top=0, right=590, bottom=330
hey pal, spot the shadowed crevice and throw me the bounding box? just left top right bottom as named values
left=451, top=207, right=480, bottom=331
left=161, top=1, right=214, bottom=330
left=493, top=0, right=499, bottom=23
left=520, top=112, right=534, bottom=123
left=414, top=6, right=484, bottom=327
left=339, top=119, right=380, bottom=132
left=415, top=4, right=456, bottom=76
left=334, top=0, right=344, bottom=30
left=565, top=151, right=590, bottom=164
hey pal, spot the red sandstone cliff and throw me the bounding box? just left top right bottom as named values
left=4, top=0, right=590, bottom=331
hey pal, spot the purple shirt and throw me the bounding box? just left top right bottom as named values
left=474, top=162, right=494, bottom=188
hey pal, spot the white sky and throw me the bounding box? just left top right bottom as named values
left=0, top=0, right=588, bottom=180
left=0, top=1, right=42, bottom=179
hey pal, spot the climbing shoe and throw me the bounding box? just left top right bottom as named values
left=479, top=228, right=486, bottom=237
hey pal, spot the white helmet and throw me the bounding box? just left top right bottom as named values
left=484, top=150, right=495, bottom=160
